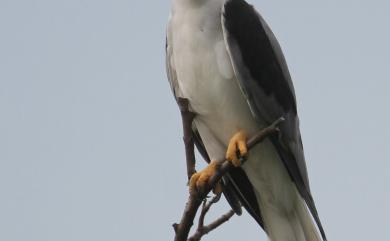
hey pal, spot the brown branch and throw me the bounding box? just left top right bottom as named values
left=187, top=194, right=235, bottom=241
left=173, top=105, right=284, bottom=241
left=188, top=210, right=235, bottom=241
left=177, top=97, right=196, bottom=181
left=198, top=194, right=221, bottom=230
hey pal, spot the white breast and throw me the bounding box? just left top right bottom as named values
left=169, top=0, right=261, bottom=160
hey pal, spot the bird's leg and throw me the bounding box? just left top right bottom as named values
left=226, top=130, right=248, bottom=167
left=189, top=160, right=223, bottom=195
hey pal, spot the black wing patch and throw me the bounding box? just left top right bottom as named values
left=223, top=0, right=296, bottom=114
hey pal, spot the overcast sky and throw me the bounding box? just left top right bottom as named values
left=1, top=1, right=389, bottom=241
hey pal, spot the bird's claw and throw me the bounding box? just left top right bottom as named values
left=189, top=160, right=222, bottom=195
left=226, top=130, right=248, bottom=167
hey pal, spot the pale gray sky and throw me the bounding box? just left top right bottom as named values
left=0, top=1, right=389, bottom=241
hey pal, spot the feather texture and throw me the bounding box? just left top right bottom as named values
left=166, top=0, right=326, bottom=240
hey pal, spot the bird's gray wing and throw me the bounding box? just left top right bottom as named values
left=166, top=26, right=262, bottom=222
left=222, top=0, right=326, bottom=240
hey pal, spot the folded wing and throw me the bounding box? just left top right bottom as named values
left=221, top=0, right=326, bottom=239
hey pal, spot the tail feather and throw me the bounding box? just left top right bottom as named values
left=260, top=191, right=323, bottom=241
left=296, top=196, right=322, bottom=241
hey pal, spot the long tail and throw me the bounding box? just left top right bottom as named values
left=296, top=196, right=322, bottom=241
left=261, top=192, right=322, bottom=241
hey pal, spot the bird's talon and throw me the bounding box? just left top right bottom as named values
left=189, top=160, right=220, bottom=195
left=226, top=130, right=248, bottom=167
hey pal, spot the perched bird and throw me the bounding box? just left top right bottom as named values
left=166, top=0, right=326, bottom=240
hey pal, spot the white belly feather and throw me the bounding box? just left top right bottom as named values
left=170, top=0, right=298, bottom=226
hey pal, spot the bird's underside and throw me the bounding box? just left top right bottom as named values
left=166, top=0, right=326, bottom=240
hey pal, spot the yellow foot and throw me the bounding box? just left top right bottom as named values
left=226, top=130, right=248, bottom=167
left=189, top=160, right=222, bottom=195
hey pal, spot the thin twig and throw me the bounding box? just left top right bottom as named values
left=198, top=194, right=221, bottom=230
left=187, top=193, right=233, bottom=241
left=188, top=210, right=235, bottom=241
left=203, top=210, right=235, bottom=234
left=177, top=97, right=196, bottom=181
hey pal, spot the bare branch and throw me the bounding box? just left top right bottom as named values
left=198, top=194, right=221, bottom=230
left=177, top=97, right=196, bottom=181
left=187, top=193, right=233, bottom=241
left=188, top=210, right=235, bottom=241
